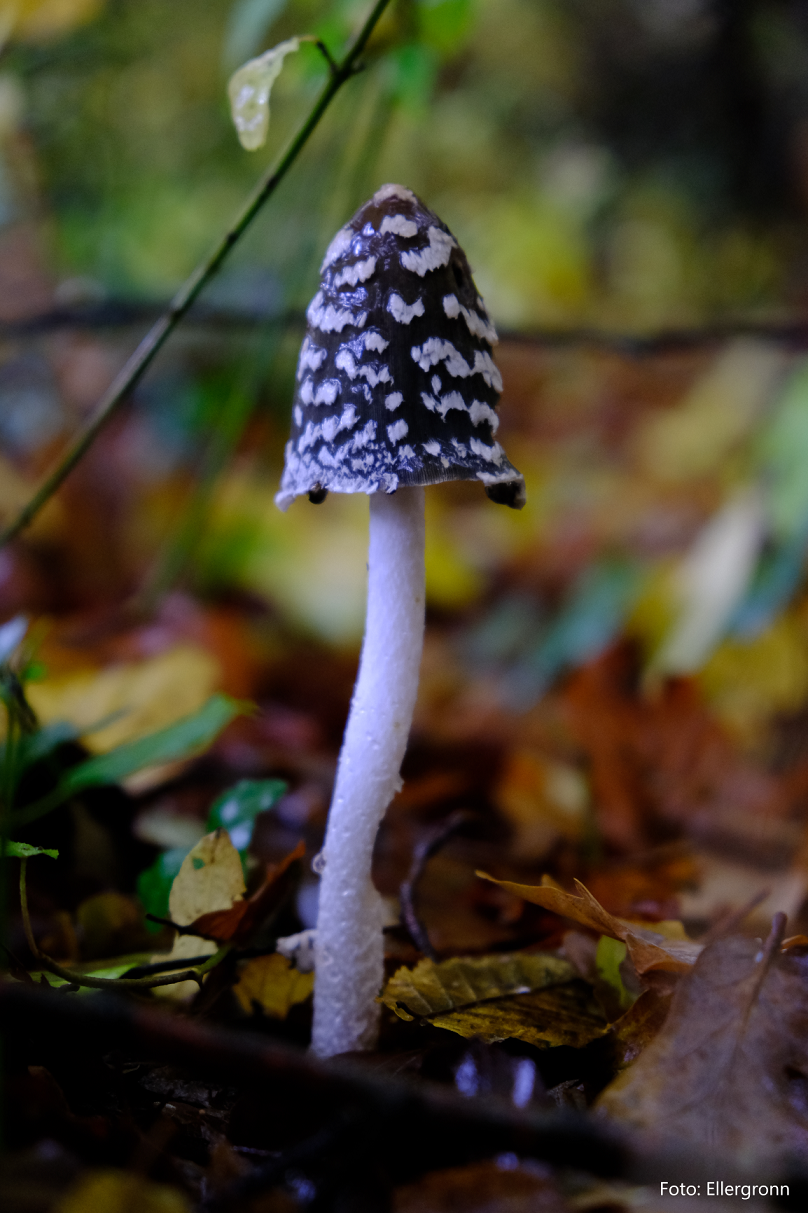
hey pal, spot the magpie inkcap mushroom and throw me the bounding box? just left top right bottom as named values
left=275, top=183, right=525, bottom=512
left=277, top=185, right=525, bottom=1059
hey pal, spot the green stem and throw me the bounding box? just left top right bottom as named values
left=0, top=0, right=393, bottom=550
left=20, top=857, right=230, bottom=991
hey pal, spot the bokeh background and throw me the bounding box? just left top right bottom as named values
left=7, top=0, right=808, bottom=939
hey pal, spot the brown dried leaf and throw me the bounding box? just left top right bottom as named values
left=608, top=988, right=674, bottom=1068
left=476, top=873, right=701, bottom=974
left=189, top=840, right=305, bottom=943
left=392, top=1158, right=569, bottom=1213
left=233, top=953, right=313, bottom=1018
left=597, top=922, right=808, bottom=1164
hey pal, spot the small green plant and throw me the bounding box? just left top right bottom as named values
left=0, top=617, right=247, bottom=991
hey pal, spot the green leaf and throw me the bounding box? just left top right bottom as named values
left=386, top=42, right=439, bottom=113
left=13, top=694, right=246, bottom=826
left=596, top=934, right=635, bottom=1012
left=206, top=777, right=286, bottom=855
left=3, top=840, right=59, bottom=860
left=136, top=847, right=191, bottom=933
left=19, top=721, right=80, bottom=771
left=418, top=0, right=475, bottom=56
left=228, top=37, right=301, bottom=151
left=61, top=693, right=244, bottom=793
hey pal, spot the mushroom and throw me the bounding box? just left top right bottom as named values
left=276, top=184, right=525, bottom=1058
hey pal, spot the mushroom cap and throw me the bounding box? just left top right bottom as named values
left=276, top=184, right=525, bottom=511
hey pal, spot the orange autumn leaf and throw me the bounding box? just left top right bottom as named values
left=476, top=872, right=701, bottom=974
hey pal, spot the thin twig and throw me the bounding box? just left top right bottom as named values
left=399, top=810, right=476, bottom=959
left=0, top=0, right=394, bottom=550
left=19, top=858, right=226, bottom=991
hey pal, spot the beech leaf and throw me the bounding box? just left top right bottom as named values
left=228, top=38, right=301, bottom=151
left=476, top=872, right=702, bottom=974
left=169, top=829, right=245, bottom=927
left=233, top=952, right=313, bottom=1018
left=430, top=982, right=608, bottom=1049
left=381, top=952, right=576, bottom=1022
left=597, top=924, right=808, bottom=1164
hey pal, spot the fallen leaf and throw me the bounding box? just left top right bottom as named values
left=233, top=952, right=314, bottom=1018
left=27, top=644, right=221, bottom=754
left=430, top=982, right=608, bottom=1049
left=53, top=1169, right=189, bottom=1213
left=381, top=952, right=576, bottom=1022
left=190, top=840, right=305, bottom=943
left=597, top=921, right=808, bottom=1164
left=608, top=988, right=674, bottom=1068
left=392, top=1158, right=568, bottom=1213
left=169, top=830, right=245, bottom=927
left=476, top=873, right=701, bottom=974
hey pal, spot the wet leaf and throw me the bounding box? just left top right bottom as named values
left=233, top=951, right=313, bottom=1018
left=381, top=951, right=577, bottom=1022
left=227, top=38, right=301, bottom=151
left=476, top=873, right=701, bottom=974
left=597, top=927, right=808, bottom=1163
left=53, top=1168, right=189, bottom=1213
left=2, top=840, right=58, bottom=859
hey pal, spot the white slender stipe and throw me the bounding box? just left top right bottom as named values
left=311, top=486, right=426, bottom=1057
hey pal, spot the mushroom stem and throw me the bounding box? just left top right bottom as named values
left=312, top=485, right=426, bottom=1058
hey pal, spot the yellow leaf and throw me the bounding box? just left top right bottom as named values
left=234, top=952, right=314, bottom=1018
left=380, top=951, right=576, bottom=1022
left=54, top=1169, right=189, bottom=1213
left=633, top=340, right=784, bottom=483
left=430, top=982, right=607, bottom=1049
left=228, top=38, right=300, bottom=151
left=169, top=830, right=245, bottom=926
left=27, top=644, right=221, bottom=754
left=12, top=0, right=106, bottom=42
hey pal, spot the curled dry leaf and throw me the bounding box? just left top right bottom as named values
left=477, top=872, right=701, bottom=974
left=597, top=921, right=808, bottom=1165
left=381, top=952, right=607, bottom=1048
left=233, top=952, right=314, bottom=1019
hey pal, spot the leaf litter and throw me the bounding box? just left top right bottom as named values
left=9, top=337, right=808, bottom=1205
